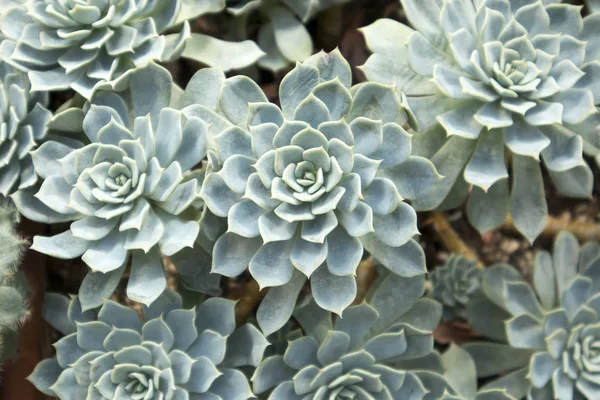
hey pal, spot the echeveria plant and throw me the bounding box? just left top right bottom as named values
left=0, top=0, right=264, bottom=99
left=18, top=63, right=206, bottom=308
left=252, top=271, right=454, bottom=399
left=29, top=289, right=269, bottom=400
left=186, top=49, right=439, bottom=333
left=0, top=60, right=51, bottom=197
left=464, top=232, right=600, bottom=399
left=226, top=0, right=350, bottom=71
left=430, top=255, right=483, bottom=322
left=361, top=0, right=600, bottom=242
left=0, top=204, right=29, bottom=364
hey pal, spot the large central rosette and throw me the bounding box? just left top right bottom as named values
left=194, top=50, right=439, bottom=328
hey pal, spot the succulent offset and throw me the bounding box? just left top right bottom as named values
left=19, top=63, right=206, bottom=308
left=361, top=0, right=600, bottom=242
left=0, top=60, right=51, bottom=197
left=188, top=49, right=439, bottom=333
left=0, top=204, right=29, bottom=364
left=226, top=0, right=350, bottom=71
left=29, top=289, right=269, bottom=400
left=463, top=232, right=600, bottom=399
left=252, top=271, right=457, bottom=399
left=0, top=0, right=264, bottom=99
left=430, top=255, right=483, bottom=322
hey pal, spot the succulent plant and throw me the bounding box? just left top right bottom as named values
left=15, top=62, right=206, bottom=309
left=463, top=231, right=600, bottom=399
left=226, top=0, right=350, bottom=71
left=0, top=60, right=51, bottom=197
left=438, top=344, right=516, bottom=400
left=185, top=49, right=439, bottom=333
left=430, top=255, right=483, bottom=322
left=0, top=0, right=264, bottom=99
left=361, top=0, right=600, bottom=242
left=0, top=203, right=29, bottom=364
left=29, top=289, right=269, bottom=400
left=252, top=271, right=458, bottom=399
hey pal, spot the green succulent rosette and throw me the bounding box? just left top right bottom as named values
left=0, top=60, right=51, bottom=197
left=252, top=271, right=456, bottom=399
left=14, top=63, right=207, bottom=309
left=430, top=255, right=483, bottom=322
left=0, top=0, right=264, bottom=99
left=0, top=204, right=29, bottom=364
left=226, top=0, right=350, bottom=71
left=361, top=0, right=600, bottom=242
left=463, top=232, right=600, bottom=399
left=187, top=49, right=439, bottom=334
left=29, top=289, right=269, bottom=400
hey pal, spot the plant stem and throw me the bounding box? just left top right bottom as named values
left=231, top=278, right=267, bottom=326
left=353, top=257, right=378, bottom=304
left=427, top=212, right=483, bottom=267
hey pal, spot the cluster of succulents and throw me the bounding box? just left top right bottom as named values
left=29, top=289, right=268, bottom=399
left=362, top=0, right=600, bottom=242
left=2, top=0, right=600, bottom=399
left=226, top=0, right=350, bottom=71
left=0, top=204, right=28, bottom=364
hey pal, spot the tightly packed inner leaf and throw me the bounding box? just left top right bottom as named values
left=20, top=63, right=206, bottom=308
left=0, top=61, right=51, bottom=197
left=185, top=49, right=438, bottom=332
left=430, top=255, right=483, bottom=322
left=29, top=290, right=268, bottom=400
left=361, top=0, right=600, bottom=242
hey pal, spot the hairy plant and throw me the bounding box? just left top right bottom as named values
left=0, top=0, right=264, bottom=99
left=361, top=0, right=600, bottom=242
left=15, top=63, right=206, bottom=309
left=430, top=255, right=483, bottom=322
left=185, top=49, right=439, bottom=334
left=252, top=271, right=456, bottom=399
left=0, top=60, right=51, bottom=197
left=0, top=204, right=28, bottom=364
left=463, top=231, right=600, bottom=399
left=29, top=289, right=268, bottom=399
left=226, top=0, right=350, bottom=71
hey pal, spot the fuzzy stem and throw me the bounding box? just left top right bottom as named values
left=2, top=219, right=51, bottom=400
left=427, top=212, right=483, bottom=267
